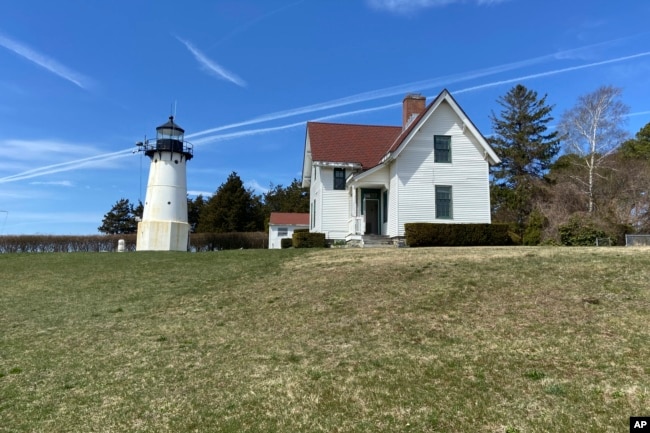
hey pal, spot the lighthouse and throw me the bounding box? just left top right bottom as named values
left=136, top=116, right=193, bottom=251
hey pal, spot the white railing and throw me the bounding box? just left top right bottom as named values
left=348, top=216, right=365, bottom=235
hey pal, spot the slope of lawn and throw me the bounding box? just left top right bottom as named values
left=1, top=247, right=648, bottom=432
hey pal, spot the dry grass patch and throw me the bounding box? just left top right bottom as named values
left=1, top=247, right=649, bottom=432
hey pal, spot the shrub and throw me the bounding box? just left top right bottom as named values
left=404, top=223, right=512, bottom=247
left=523, top=209, right=546, bottom=246
left=293, top=231, right=326, bottom=248
left=558, top=216, right=612, bottom=246
left=280, top=238, right=293, bottom=249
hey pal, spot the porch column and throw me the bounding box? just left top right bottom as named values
left=351, top=186, right=357, bottom=217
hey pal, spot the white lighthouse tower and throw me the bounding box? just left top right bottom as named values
left=136, top=116, right=193, bottom=251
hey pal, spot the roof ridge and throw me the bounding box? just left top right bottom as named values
left=308, top=120, right=400, bottom=129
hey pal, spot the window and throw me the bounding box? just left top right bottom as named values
left=333, top=168, right=346, bottom=190
left=382, top=191, right=388, bottom=223
left=278, top=227, right=288, bottom=237
left=435, top=186, right=452, bottom=219
left=434, top=135, right=451, bottom=163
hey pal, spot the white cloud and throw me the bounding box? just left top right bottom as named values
left=3, top=139, right=98, bottom=162
left=0, top=32, right=92, bottom=89
left=176, top=36, right=246, bottom=87
left=187, top=190, right=213, bottom=198
left=245, top=179, right=269, bottom=194
left=1, top=211, right=103, bottom=234
left=29, top=180, right=74, bottom=187
left=367, top=0, right=507, bottom=13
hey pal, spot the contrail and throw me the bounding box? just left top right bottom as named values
left=454, top=51, right=650, bottom=95
left=208, top=0, right=306, bottom=49
left=193, top=121, right=306, bottom=146
left=627, top=110, right=650, bottom=118
left=368, top=0, right=509, bottom=14
left=3, top=46, right=648, bottom=183
left=176, top=36, right=246, bottom=87
left=193, top=50, right=650, bottom=145
left=0, top=32, right=91, bottom=89
left=186, top=38, right=632, bottom=139
left=0, top=149, right=133, bottom=184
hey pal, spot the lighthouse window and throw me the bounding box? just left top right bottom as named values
left=167, top=201, right=171, bottom=205
left=174, top=160, right=179, bottom=164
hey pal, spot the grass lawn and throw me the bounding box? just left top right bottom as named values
left=1, top=247, right=649, bottom=432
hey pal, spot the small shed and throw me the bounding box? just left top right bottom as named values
left=268, top=212, right=310, bottom=249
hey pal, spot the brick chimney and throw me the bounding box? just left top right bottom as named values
left=402, top=93, right=426, bottom=129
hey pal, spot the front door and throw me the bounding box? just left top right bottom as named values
left=365, top=199, right=379, bottom=235
left=361, top=188, right=381, bottom=235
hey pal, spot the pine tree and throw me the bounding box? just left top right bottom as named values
left=620, top=122, right=650, bottom=160
left=263, top=179, right=309, bottom=214
left=196, top=172, right=264, bottom=233
left=187, top=195, right=206, bottom=233
left=488, top=84, right=561, bottom=232
left=98, top=198, right=138, bottom=234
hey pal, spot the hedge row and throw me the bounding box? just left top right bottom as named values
left=292, top=231, right=326, bottom=248
left=404, top=223, right=512, bottom=247
left=0, top=235, right=137, bottom=253
left=0, top=232, right=268, bottom=253
left=189, top=232, right=268, bottom=251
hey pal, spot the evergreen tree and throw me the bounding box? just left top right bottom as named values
left=98, top=198, right=138, bottom=234
left=620, top=122, right=650, bottom=160
left=263, top=178, right=309, bottom=214
left=488, top=84, right=561, bottom=232
left=187, top=195, right=206, bottom=233
left=196, top=172, right=264, bottom=233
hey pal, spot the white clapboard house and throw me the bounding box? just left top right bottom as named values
left=268, top=212, right=310, bottom=249
left=301, top=89, right=500, bottom=244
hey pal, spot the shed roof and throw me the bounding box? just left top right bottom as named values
left=269, top=212, right=310, bottom=226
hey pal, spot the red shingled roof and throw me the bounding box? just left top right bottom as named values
left=269, top=212, right=310, bottom=226
left=308, top=122, right=402, bottom=169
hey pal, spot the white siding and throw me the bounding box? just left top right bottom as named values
left=387, top=161, right=400, bottom=237
left=319, top=167, right=349, bottom=239
left=310, top=165, right=322, bottom=233
left=394, top=100, right=491, bottom=237
left=356, top=167, right=389, bottom=187
left=268, top=224, right=309, bottom=249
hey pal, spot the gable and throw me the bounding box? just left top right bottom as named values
left=387, top=90, right=500, bottom=165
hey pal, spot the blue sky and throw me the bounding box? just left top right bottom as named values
left=1, top=0, right=649, bottom=235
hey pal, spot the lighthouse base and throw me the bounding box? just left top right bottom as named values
left=136, top=220, right=190, bottom=252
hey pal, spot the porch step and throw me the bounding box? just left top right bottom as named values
left=362, top=235, right=393, bottom=248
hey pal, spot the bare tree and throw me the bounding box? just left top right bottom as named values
left=558, top=85, right=629, bottom=213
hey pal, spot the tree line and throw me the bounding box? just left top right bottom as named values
left=489, top=84, right=650, bottom=245
left=98, top=173, right=309, bottom=235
